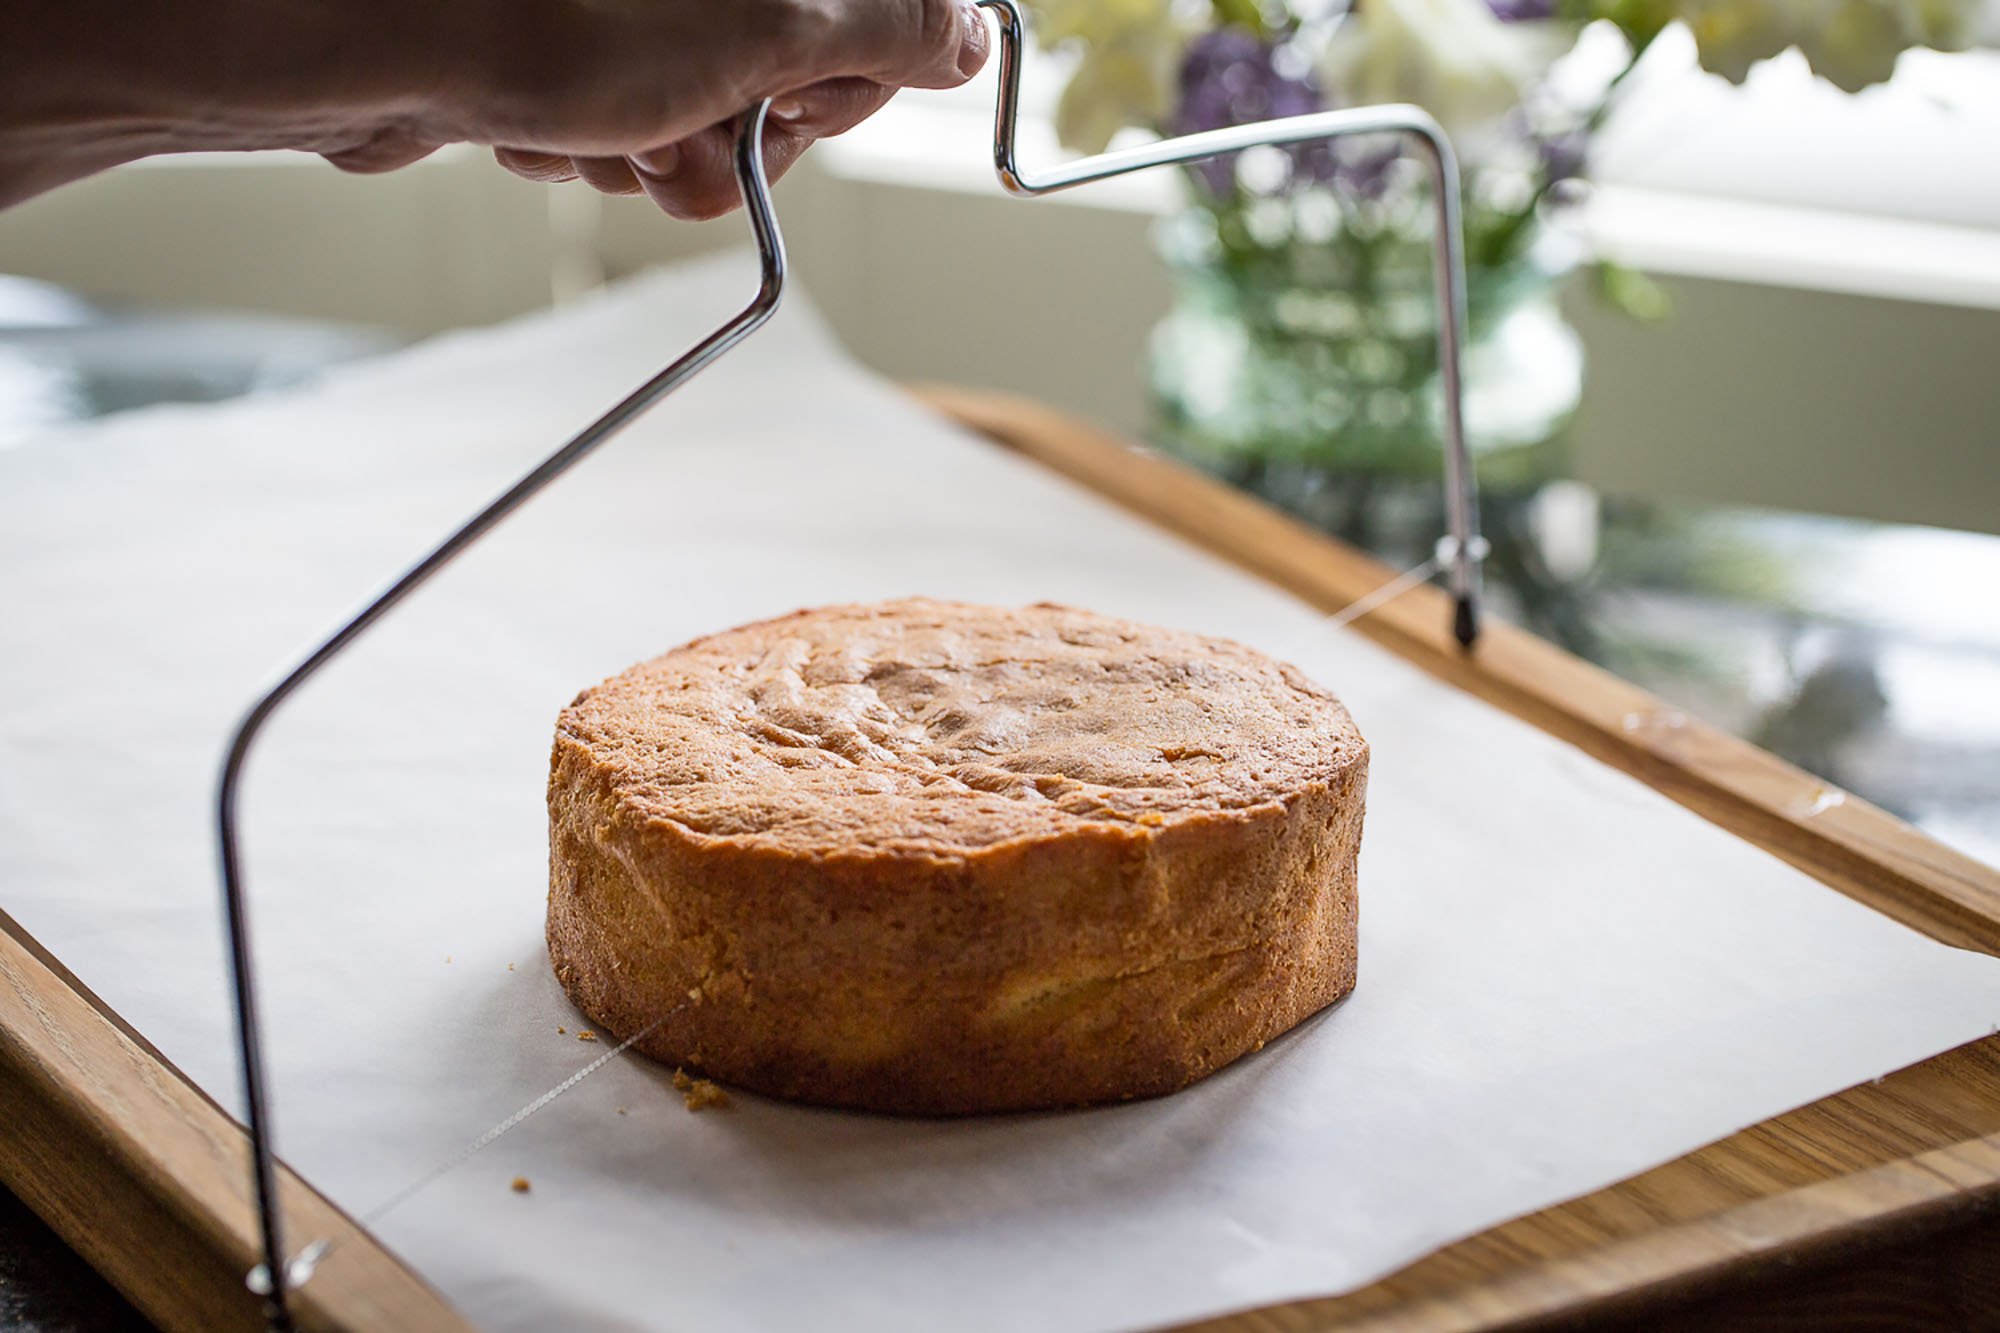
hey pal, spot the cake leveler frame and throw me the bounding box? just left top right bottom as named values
left=215, top=4, right=1486, bottom=1324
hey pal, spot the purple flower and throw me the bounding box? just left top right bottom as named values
left=1486, top=0, right=1556, bottom=20
left=1173, top=28, right=1412, bottom=200
left=1173, top=30, right=1330, bottom=195
left=1537, top=129, right=1587, bottom=186
left=1330, top=141, right=1400, bottom=199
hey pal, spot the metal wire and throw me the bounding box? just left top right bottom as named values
left=215, top=14, right=1486, bottom=1325
left=974, top=0, right=1484, bottom=648
left=216, top=103, right=785, bottom=1331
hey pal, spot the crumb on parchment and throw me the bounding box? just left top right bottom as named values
left=671, top=1068, right=730, bottom=1112
left=577, top=1030, right=598, bottom=1042
left=510, top=1177, right=531, bottom=1194
left=556, top=1026, right=565, bottom=1034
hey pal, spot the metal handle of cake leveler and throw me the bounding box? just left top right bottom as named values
left=216, top=104, right=785, bottom=1332
left=974, top=0, right=1485, bottom=648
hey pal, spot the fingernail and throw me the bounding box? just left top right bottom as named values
left=770, top=98, right=806, bottom=124
left=634, top=143, right=680, bottom=178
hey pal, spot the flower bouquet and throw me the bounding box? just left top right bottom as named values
left=1025, top=0, right=1982, bottom=541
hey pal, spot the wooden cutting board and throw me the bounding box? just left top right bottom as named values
left=3, top=387, right=1997, bottom=1333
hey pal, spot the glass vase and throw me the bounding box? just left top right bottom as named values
left=1148, top=205, right=1583, bottom=565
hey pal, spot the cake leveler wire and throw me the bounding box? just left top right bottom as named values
left=214, top=7, right=1485, bottom=1324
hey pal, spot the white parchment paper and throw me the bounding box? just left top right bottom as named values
left=3, top=255, right=1997, bottom=1333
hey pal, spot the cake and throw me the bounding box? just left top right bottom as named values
left=546, top=598, right=1368, bottom=1115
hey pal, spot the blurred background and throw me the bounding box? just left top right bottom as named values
left=4, top=14, right=1996, bottom=527
left=1, top=1, right=1996, bottom=868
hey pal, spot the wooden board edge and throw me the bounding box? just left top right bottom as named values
left=912, top=384, right=2000, bottom=956
left=5, top=384, right=1994, bottom=1333
left=912, top=382, right=2000, bottom=1329
left=0, top=908, right=473, bottom=1333
left=1196, top=1132, right=2000, bottom=1333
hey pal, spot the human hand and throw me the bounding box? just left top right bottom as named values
left=338, top=0, right=991, bottom=219
left=0, top=0, right=989, bottom=215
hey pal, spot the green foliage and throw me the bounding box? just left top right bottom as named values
left=1593, top=261, right=1671, bottom=322
left=1207, top=0, right=1268, bottom=38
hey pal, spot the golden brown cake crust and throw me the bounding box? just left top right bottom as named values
left=547, top=598, right=1368, bottom=1115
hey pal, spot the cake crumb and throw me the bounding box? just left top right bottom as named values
left=671, top=1068, right=730, bottom=1111
left=507, top=962, right=515, bottom=972
left=444, top=955, right=453, bottom=964
left=577, top=1030, right=598, bottom=1042
left=616, top=1106, right=628, bottom=1116
left=556, top=1026, right=566, bottom=1035
left=510, top=1177, right=531, bottom=1194
left=684, top=1080, right=730, bottom=1112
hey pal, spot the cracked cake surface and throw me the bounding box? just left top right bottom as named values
left=547, top=598, right=1368, bottom=1115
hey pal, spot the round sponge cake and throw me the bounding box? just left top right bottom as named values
left=546, top=598, right=1367, bottom=1114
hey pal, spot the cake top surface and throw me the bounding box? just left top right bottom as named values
left=556, top=599, right=1365, bottom=855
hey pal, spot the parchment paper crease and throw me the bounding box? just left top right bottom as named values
left=3, top=254, right=1997, bottom=1333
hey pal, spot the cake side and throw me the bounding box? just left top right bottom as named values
left=547, top=748, right=1363, bottom=1112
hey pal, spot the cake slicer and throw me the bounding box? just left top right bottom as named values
left=215, top=3, right=1485, bottom=1323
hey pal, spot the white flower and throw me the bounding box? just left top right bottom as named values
left=1027, top=0, right=1186, bottom=153
left=1319, top=0, right=1573, bottom=144
left=1057, top=28, right=1184, bottom=151
left=1028, top=0, right=1170, bottom=44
